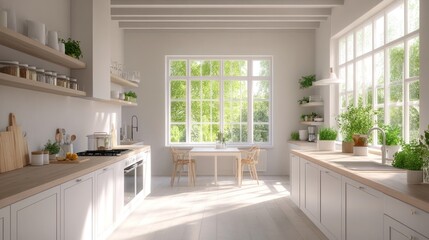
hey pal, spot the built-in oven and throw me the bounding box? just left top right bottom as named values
left=123, top=155, right=144, bottom=206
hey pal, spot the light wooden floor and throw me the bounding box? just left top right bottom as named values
left=108, top=176, right=328, bottom=240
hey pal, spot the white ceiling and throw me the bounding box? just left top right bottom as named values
left=111, top=0, right=344, bottom=30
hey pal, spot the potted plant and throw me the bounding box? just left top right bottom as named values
left=290, top=131, right=299, bottom=141
left=297, top=96, right=310, bottom=105
left=124, top=91, right=137, bottom=103
left=317, top=127, right=338, bottom=151
left=392, top=140, right=428, bottom=184
left=298, top=74, right=316, bottom=89
left=381, top=124, right=402, bottom=159
left=337, top=101, right=376, bottom=154
left=44, top=140, right=60, bottom=160
left=59, top=38, right=83, bottom=60
left=216, top=131, right=226, bottom=149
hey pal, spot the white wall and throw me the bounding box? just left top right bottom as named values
left=123, top=30, right=315, bottom=176
left=0, top=0, right=122, bottom=153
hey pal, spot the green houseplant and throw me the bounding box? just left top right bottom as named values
left=60, top=38, right=83, bottom=60
left=298, top=75, right=316, bottom=89
left=44, top=140, right=60, bottom=160
left=290, top=131, right=300, bottom=141
left=337, top=101, right=376, bottom=154
left=124, top=91, right=137, bottom=103
left=318, top=127, right=338, bottom=151
left=381, top=124, right=402, bottom=159
left=392, top=140, right=428, bottom=184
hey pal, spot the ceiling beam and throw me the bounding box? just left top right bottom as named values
left=111, top=8, right=331, bottom=17
left=111, top=0, right=344, bottom=8
left=112, top=16, right=328, bottom=22
left=118, top=21, right=320, bottom=29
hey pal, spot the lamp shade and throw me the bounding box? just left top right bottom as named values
left=313, top=68, right=342, bottom=86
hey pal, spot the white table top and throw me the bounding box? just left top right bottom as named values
left=190, top=147, right=240, bottom=153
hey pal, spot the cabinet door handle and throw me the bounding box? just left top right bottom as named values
left=103, top=168, right=108, bottom=171
left=76, top=179, right=82, bottom=182
left=325, top=171, right=330, bottom=174
left=410, top=236, right=415, bottom=240
left=358, top=186, right=365, bottom=190
left=411, top=209, right=417, bottom=215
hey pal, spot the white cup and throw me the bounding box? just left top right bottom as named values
left=27, top=20, right=46, bottom=45
left=47, top=30, right=59, bottom=50
left=111, top=90, right=119, bottom=99
left=299, top=130, right=308, bottom=141
left=31, top=151, right=44, bottom=166
left=0, top=10, right=7, bottom=28
left=59, top=42, right=65, bottom=54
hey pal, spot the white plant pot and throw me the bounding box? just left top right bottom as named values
left=353, top=146, right=368, bottom=156
left=299, top=130, right=308, bottom=141
left=49, top=154, right=58, bottom=160
left=407, top=170, right=423, bottom=184
left=318, top=140, right=336, bottom=151
left=385, top=145, right=401, bottom=159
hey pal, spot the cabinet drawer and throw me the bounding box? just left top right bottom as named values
left=384, top=195, right=429, bottom=237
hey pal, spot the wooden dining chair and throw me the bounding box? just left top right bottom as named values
left=170, top=147, right=196, bottom=186
left=239, top=146, right=260, bottom=185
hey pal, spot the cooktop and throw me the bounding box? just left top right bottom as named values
left=77, top=149, right=129, bottom=156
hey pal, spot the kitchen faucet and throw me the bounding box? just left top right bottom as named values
left=367, top=127, right=386, bottom=165
left=131, top=115, right=138, bottom=141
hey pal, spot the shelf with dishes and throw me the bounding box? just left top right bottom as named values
left=300, top=121, right=324, bottom=126
left=300, top=102, right=324, bottom=107
left=108, top=98, right=138, bottom=107
left=0, top=72, right=86, bottom=97
left=0, top=26, right=85, bottom=69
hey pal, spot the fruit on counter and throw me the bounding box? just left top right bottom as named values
left=65, top=152, right=78, bottom=161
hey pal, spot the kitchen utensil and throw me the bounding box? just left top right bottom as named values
left=55, top=132, right=61, bottom=144
left=0, top=131, right=16, bottom=172
left=26, top=20, right=46, bottom=45
left=308, top=126, right=316, bottom=142
left=7, top=113, right=25, bottom=168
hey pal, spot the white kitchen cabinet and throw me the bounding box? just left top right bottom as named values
left=303, top=160, right=320, bottom=222
left=95, top=165, right=116, bottom=240
left=320, top=168, right=342, bottom=240
left=114, top=160, right=125, bottom=223
left=0, top=206, right=10, bottom=240
left=384, top=215, right=429, bottom=240
left=61, top=173, right=94, bottom=240
left=290, top=153, right=300, bottom=206
left=343, top=177, right=383, bottom=240
left=143, top=149, right=151, bottom=198
left=11, top=186, right=60, bottom=240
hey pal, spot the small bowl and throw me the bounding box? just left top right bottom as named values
left=314, top=118, right=324, bottom=122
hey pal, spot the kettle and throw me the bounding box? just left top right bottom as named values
left=87, top=132, right=111, bottom=150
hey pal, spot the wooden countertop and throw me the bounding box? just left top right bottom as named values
left=0, top=145, right=150, bottom=209
left=291, top=149, right=429, bottom=213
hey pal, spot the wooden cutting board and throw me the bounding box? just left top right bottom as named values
left=50, top=158, right=90, bottom=164
left=0, top=131, right=17, bottom=172
left=7, top=113, right=26, bottom=169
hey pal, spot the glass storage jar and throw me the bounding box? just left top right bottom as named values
left=36, top=68, right=45, bottom=83
left=45, top=71, right=57, bottom=85
left=19, top=63, right=29, bottom=79
left=57, top=74, right=67, bottom=87
left=28, top=66, right=37, bottom=81
left=69, top=77, right=78, bottom=90
left=0, top=61, right=20, bottom=77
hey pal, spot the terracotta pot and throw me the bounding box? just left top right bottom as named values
left=407, top=170, right=423, bottom=184
left=342, top=141, right=354, bottom=153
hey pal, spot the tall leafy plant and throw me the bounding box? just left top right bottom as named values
left=337, top=101, right=376, bottom=142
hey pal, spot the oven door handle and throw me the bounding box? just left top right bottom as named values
left=136, top=160, right=144, bottom=167
left=124, top=164, right=137, bottom=173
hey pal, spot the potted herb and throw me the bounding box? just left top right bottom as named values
left=124, top=91, right=137, bottom=103
left=44, top=140, right=60, bottom=160
left=392, top=140, right=428, bottom=184
left=290, top=131, right=300, bottom=141
left=298, top=96, right=310, bottom=105
left=216, top=131, right=226, bottom=149
left=317, top=127, right=338, bottom=151
left=381, top=124, right=402, bottom=159
left=337, top=101, right=376, bottom=154
left=298, top=74, right=316, bottom=89
left=60, top=38, right=83, bottom=60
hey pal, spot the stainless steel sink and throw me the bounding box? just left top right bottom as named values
left=330, top=161, right=401, bottom=171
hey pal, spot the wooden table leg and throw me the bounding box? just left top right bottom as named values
left=237, top=154, right=241, bottom=187
left=214, top=155, right=218, bottom=184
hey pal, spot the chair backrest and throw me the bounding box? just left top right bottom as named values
left=170, top=147, right=189, bottom=162
left=244, top=146, right=260, bottom=163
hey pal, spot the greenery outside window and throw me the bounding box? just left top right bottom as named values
left=167, top=56, right=272, bottom=146
left=337, top=0, right=419, bottom=143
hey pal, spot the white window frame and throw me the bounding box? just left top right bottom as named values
left=165, top=55, right=273, bottom=147
left=336, top=0, right=420, bottom=144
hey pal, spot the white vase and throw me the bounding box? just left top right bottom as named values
left=299, top=130, right=308, bottom=141
left=407, top=170, right=423, bottom=184
left=47, top=30, right=59, bottom=50
left=27, top=20, right=46, bottom=44
left=353, top=146, right=368, bottom=156
left=385, top=145, right=401, bottom=159
left=317, top=140, right=336, bottom=151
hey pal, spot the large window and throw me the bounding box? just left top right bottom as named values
left=166, top=56, right=272, bottom=146
left=337, top=0, right=419, bottom=143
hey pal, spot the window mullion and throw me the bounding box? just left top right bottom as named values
left=186, top=59, right=191, bottom=144
left=248, top=60, right=253, bottom=144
